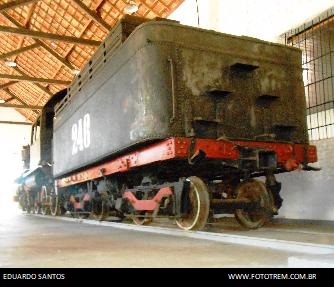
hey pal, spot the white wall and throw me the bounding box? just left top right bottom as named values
left=277, top=139, right=334, bottom=221
left=170, top=0, right=334, bottom=41
left=0, top=108, right=30, bottom=212
left=0, top=108, right=30, bottom=153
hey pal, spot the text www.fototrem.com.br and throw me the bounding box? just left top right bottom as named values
left=228, top=273, right=317, bottom=280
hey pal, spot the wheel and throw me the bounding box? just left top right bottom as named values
left=40, top=186, right=51, bottom=215
left=26, top=200, right=32, bottom=214
left=129, top=190, right=153, bottom=225
left=132, top=211, right=153, bottom=225
left=33, top=193, right=41, bottom=214
left=34, top=202, right=41, bottom=214
left=50, top=188, right=60, bottom=216
left=175, top=176, right=210, bottom=231
left=234, top=179, right=272, bottom=229
left=91, top=191, right=110, bottom=220
left=26, top=194, right=34, bottom=214
left=91, top=199, right=109, bottom=220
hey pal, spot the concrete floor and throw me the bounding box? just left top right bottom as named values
left=1, top=210, right=334, bottom=267
left=206, top=218, right=334, bottom=245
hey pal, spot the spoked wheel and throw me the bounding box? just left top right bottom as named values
left=50, top=188, right=60, bottom=216
left=175, top=176, right=210, bottom=231
left=34, top=204, right=41, bottom=214
left=130, top=190, right=154, bottom=225
left=132, top=211, right=153, bottom=225
left=91, top=198, right=109, bottom=221
left=234, top=179, right=272, bottom=229
left=34, top=195, right=41, bottom=214
left=40, top=186, right=51, bottom=215
left=26, top=195, right=33, bottom=214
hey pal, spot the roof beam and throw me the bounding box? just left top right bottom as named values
left=0, top=81, right=18, bottom=90
left=4, top=88, right=39, bottom=114
left=72, top=0, right=111, bottom=31
left=51, top=0, right=105, bottom=79
left=38, top=41, right=76, bottom=71
left=50, top=5, right=100, bottom=79
left=1, top=12, right=76, bottom=71
left=0, top=25, right=101, bottom=46
left=96, top=0, right=107, bottom=11
left=4, top=97, right=13, bottom=103
left=0, top=73, right=71, bottom=85
left=0, top=43, right=40, bottom=60
left=0, top=0, right=39, bottom=12
left=4, top=88, right=27, bottom=105
left=13, top=66, right=53, bottom=97
left=0, top=103, right=43, bottom=109
left=0, top=120, right=32, bottom=125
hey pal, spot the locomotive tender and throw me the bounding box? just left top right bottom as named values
left=16, top=16, right=317, bottom=230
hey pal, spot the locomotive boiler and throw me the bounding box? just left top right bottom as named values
left=16, top=15, right=317, bottom=230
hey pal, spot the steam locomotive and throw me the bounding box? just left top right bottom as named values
left=16, top=16, right=317, bottom=230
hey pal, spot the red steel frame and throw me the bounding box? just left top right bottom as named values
left=124, top=187, right=173, bottom=211
left=56, top=137, right=317, bottom=188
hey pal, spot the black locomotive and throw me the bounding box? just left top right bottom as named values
left=16, top=16, right=317, bottom=230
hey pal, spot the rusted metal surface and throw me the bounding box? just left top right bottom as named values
left=211, top=198, right=252, bottom=206
left=234, top=179, right=272, bottom=229
left=56, top=137, right=317, bottom=188
left=53, top=18, right=308, bottom=178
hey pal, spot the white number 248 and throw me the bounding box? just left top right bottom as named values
left=72, top=113, right=91, bottom=155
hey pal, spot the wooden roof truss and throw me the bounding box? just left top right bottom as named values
left=0, top=0, right=184, bottom=122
